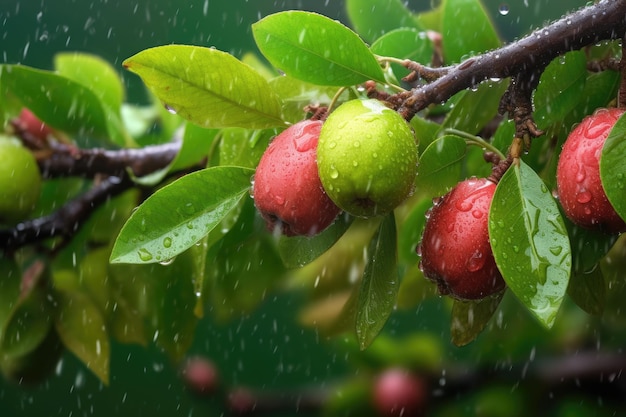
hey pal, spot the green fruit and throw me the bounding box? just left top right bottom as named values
left=317, top=99, right=418, bottom=218
left=0, top=135, right=42, bottom=224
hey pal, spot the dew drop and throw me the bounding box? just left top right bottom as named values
left=164, top=104, right=177, bottom=114
left=549, top=246, right=563, bottom=256
left=466, top=250, right=485, bottom=272
left=576, top=190, right=592, bottom=204
left=138, top=248, right=153, bottom=262
left=455, top=200, right=473, bottom=212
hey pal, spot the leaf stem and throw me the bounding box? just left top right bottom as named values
left=443, top=128, right=506, bottom=160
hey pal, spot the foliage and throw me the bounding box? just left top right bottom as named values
left=1, top=0, right=626, bottom=415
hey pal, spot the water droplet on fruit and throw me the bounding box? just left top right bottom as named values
left=576, top=190, right=592, bottom=204
left=472, top=210, right=483, bottom=219
left=138, top=248, right=153, bottom=262
left=328, top=141, right=337, bottom=149
left=576, top=169, right=586, bottom=183
left=455, top=200, right=472, bottom=212
left=330, top=168, right=339, bottom=179
left=353, top=141, right=360, bottom=148
left=466, top=250, right=485, bottom=272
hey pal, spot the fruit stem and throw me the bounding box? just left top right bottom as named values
left=327, top=86, right=348, bottom=114
left=443, top=128, right=506, bottom=161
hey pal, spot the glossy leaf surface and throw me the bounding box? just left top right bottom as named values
left=110, top=166, right=254, bottom=264
left=355, top=213, right=398, bottom=350
left=253, top=11, right=385, bottom=86
left=489, top=161, right=571, bottom=328
left=123, top=45, right=285, bottom=129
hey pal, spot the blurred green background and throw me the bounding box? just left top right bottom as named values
left=0, top=1, right=594, bottom=416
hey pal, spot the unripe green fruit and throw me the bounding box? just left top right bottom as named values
left=0, top=136, right=42, bottom=224
left=317, top=99, right=418, bottom=218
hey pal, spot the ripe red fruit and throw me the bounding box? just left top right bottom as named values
left=373, top=368, right=427, bottom=417
left=16, top=108, right=53, bottom=141
left=556, top=107, right=626, bottom=233
left=418, top=177, right=505, bottom=300
left=181, top=356, right=219, bottom=395
left=253, top=119, right=341, bottom=236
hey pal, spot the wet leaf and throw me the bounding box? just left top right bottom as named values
left=173, top=123, right=219, bottom=172
left=146, top=253, right=198, bottom=360
left=0, top=65, right=129, bottom=145
left=442, top=0, right=501, bottom=64
left=451, top=293, right=503, bottom=347
left=489, top=160, right=571, bottom=328
left=54, top=52, right=125, bottom=114
left=110, top=166, right=254, bottom=264
left=370, top=28, right=434, bottom=80
left=416, top=135, right=466, bottom=197
left=219, top=127, right=277, bottom=168
left=0, top=286, right=52, bottom=360
left=269, top=75, right=341, bottom=123
left=0, top=256, right=21, bottom=340
left=355, top=213, right=398, bottom=350
left=252, top=11, right=385, bottom=86
left=534, top=51, right=587, bottom=130
left=123, top=45, right=285, bottom=129
left=567, top=267, right=605, bottom=316
left=54, top=290, right=110, bottom=384
left=346, top=0, right=421, bottom=42
left=600, top=112, right=626, bottom=222
left=440, top=80, right=509, bottom=134
left=277, top=213, right=353, bottom=268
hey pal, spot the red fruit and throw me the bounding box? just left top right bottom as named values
left=373, top=368, right=427, bottom=417
left=16, top=108, right=53, bottom=141
left=556, top=107, right=626, bottom=233
left=253, top=120, right=341, bottom=236
left=418, top=177, right=505, bottom=300
left=181, top=356, right=219, bottom=395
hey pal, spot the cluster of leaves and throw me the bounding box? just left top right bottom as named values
left=1, top=0, right=625, bottom=388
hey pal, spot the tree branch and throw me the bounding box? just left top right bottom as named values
left=397, top=0, right=626, bottom=120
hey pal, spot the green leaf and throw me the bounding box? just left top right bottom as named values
left=54, top=291, right=110, bottom=384
left=145, top=252, right=198, bottom=360
left=440, top=80, right=509, bottom=134
left=451, top=293, right=503, bottom=347
left=252, top=11, right=385, bottom=86
left=1, top=287, right=52, bottom=360
left=441, top=0, right=501, bottom=64
left=110, top=166, right=254, bottom=264
left=171, top=123, right=219, bottom=172
left=269, top=75, right=341, bottom=123
left=346, top=0, right=422, bottom=42
left=534, top=51, right=587, bottom=130
left=489, top=160, right=571, bottom=328
left=567, top=267, right=605, bottom=316
left=277, top=213, right=354, bottom=268
left=0, top=256, right=21, bottom=340
left=416, top=135, right=466, bottom=197
left=370, top=28, right=434, bottom=80
left=219, top=127, right=277, bottom=168
left=355, top=213, right=399, bottom=350
left=123, top=45, right=285, bottom=129
left=0, top=65, right=129, bottom=145
left=601, top=112, right=626, bottom=223
left=54, top=52, right=125, bottom=114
